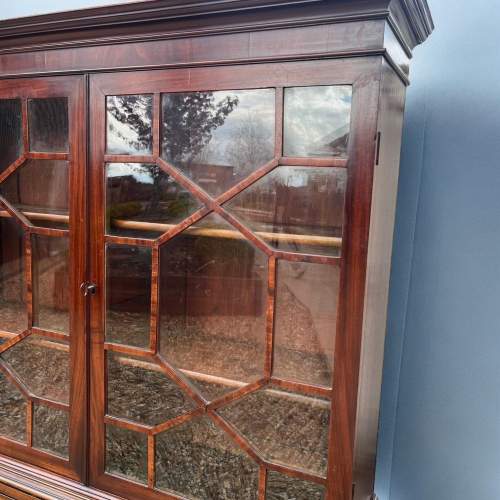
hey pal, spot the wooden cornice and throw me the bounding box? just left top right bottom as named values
left=0, top=0, right=433, bottom=54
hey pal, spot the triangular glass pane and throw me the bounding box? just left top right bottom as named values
left=156, top=415, right=259, bottom=499
left=159, top=213, right=267, bottom=401
left=218, top=385, right=330, bottom=477
left=225, top=166, right=347, bottom=257
left=161, top=89, right=275, bottom=197
left=0, top=159, right=69, bottom=229
left=106, top=163, right=202, bottom=239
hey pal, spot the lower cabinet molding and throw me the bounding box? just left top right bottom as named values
left=0, top=455, right=120, bottom=500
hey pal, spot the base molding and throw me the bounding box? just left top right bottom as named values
left=0, top=455, right=119, bottom=500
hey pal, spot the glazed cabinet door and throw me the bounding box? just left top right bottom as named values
left=89, top=59, right=380, bottom=500
left=0, top=76, right=87, bottom=481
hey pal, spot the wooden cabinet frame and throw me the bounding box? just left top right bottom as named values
left=0, top=1, right=433, bottom=499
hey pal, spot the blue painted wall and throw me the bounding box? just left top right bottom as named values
left=376, top=0, right=500, bottom=499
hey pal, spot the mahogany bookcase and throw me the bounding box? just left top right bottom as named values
left=0, top=1, right=433, bottom=499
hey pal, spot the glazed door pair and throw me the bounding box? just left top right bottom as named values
left=0, top=59, right=378, bottom=500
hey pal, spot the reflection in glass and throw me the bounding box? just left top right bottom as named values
left=0, top=217, right=27, bottom=334
left=156, top=416, right=259, bottom=499
left=33, top=405, right=69, bottom=458
left=32, top=235, right=70, bottom=333
left=284, top=85, right=352, bottom=157
left=162, top=89, right=275, bottom=197
left=106, top=95, right=153, bottom=155
left=225, top=167, right=347, bottom=257
left=0, top=371, right=27, bottom=443
left=107, top=352, right=196, bottom=426
left=106, top=425, right=148, bottom=484
left=28, top=98, right=69, bottom=153
left=274, top=261, right=339, bottom=387
left=2, top=335, right=69, bottom=403
left=106, top=163, right=202, bottom=239
left=159, top=213, right=267, bottom=400
left=219, top=386, right=330, bottom=476
left=0, top=159, right=69, bottom=229
left=106, top=245, right=151, bottom=348
left=0, top=99, right=23, bottom=174
left=266, top=471, right=325, bottom=500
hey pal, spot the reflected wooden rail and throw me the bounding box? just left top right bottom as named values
left=0, top=210, right=342, bottom=248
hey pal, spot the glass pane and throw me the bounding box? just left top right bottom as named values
left=32, top=235, right=70, bottom=334
left=284, top=86, right=352, bottom=158
left=156, top=416, right=259, bottom=499
left=225, top=167, right=347, bottom=257
left=2, top=335, right=69, bottom=404
left=107, top=352, right=196, bottom=426
left=33, top=405, right=69, bottom=458
left=106, top=245, right=151, bottom=348
left=106, top=163, right=202, bottom=239
left=106, top=95, right=153, bottom=155
left=0, top=216, right=27, bottom=334
left=0, top=99, right=23, bottom=175
left=106, top=425, right=148, bottom=484
left=159, top=213, right=267, bottom=401
left=266, top=471, right=325, bottom=500
left=219, top=386, right=330, bottom=476
left=0, top=371, right=27, bottom=443
left=28, top=98, right=69, bottom=153
left=0, top=159, right=69, bottom=229
left=274, top=261, right=339, bottom=387
left=162, top=89, right=275, bottom=197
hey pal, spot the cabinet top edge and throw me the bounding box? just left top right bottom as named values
left=0, top=0, right=433, bottom=53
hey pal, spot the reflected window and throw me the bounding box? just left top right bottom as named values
left=284, top=86, right=352, bottom=158
left=162, top=89, right=275, bottom=197
left=106, top=95, right=153, bottom=155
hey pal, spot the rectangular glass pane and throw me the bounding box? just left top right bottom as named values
left=0, top=99, right=22, bottom=175
left=284, top=85, right=352, bottom=158
left=106, top=425, right=148, bottom=484
left=106, top=95, right=153, bottom=155
left=32, top=235, right=70, bottom=334
left=225, top=166, right=347, bottom=257
left=0, top=371, right=27, bottom=443
left=33, top=404, right=69, bottom=458
left=274, top=261, right=339, bottom=387
left=0, top=216, right=27, bottom=334
left=106, top=163, right=201, bottom=239
left=28, top=98, right=69, bottom=153
left=106, top=245, right=151, bottom=348
left=266, top=471, right=325, bottom=499
left=161, top=89, right=275, bottom=197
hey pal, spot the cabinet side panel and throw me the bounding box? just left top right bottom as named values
left=353, top=60, right=406, bottom=500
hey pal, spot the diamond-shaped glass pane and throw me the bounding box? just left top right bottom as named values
left=0, top=216, right=27, bottom=334
left=266, top=471, right=325, bottom=500
left=33, top=404, right=69, bottom=458
left=106, top=95, right=153, bottom=155
left=161, top=89, right=275, bottom=197
left=28, top=98, right=69, bottom=153
left=0, top=99, right=22, bottom=175
left=2, top=335, right=69, bottom=404
left=107, top=352, right=196, bottom=426
left=284, top=85, right=352, bottom=158
left=156, top=416, right=259, bottom=499
left=159, top=213, right=267, bottom=401
left=106, top=425, right=148, bottom=484
left=106, top=163, right=202, bottom=239
left=225, top=166, right=347, bottom=257
left=0, top=370, right=27, bottom=443
left=106, top=245, right=151, bottom=348
left=0, top=159, right=69, bottom=229
left=219, top=386, right=330, bottom=476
